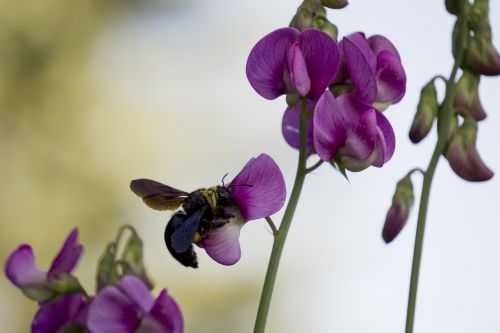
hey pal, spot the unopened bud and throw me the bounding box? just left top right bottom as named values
left=466, top=35, right=500, bottom=76
left=409, top=80, right=438, bottom=143
left=96, top=243, right=120, bottom=291
left=321, top=0, right=348, bottom=9
left=453, top=71, right=486, bottom=120
left=313, top=16, right=338, bottom=40
left=452, top=16, right=469, bottom=64
left=445, top=0, right=464, bottom=15
left=446, top=118, right=494, bottom=181
left=290, top=0, right=326, bottom=31
left=120, top=229, right=154, bottom=290
left=382, top=175, right=414, bottom=243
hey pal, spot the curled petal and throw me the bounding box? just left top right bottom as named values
left=5, top=245, right=47, bottom=289
left=246, top=28, right=300, bottom=99
left=375, top=51, right=406, bottom=104
left=341, top=33, right=377, bottom=103
left=287, top=43, right=311, bottom=96
left=48, top=228, right=83, bottom=281
left=299, top=29, right=340, bottom=100
left=198, top=220, right=243, bottom=266
left=373, top=111, right=396, bottom=167
left=229, top=154, right=286, bottom=221
left=32, top=293, right=87, bottom=333
left=87, top=285, right=141, bottom=333
left=281, top=101, right=315, bottom=151
left=118, top=275, right=154, bottom=313
left=138, top=290, right=183, bottom=333
left=367, top=35, right=400, bottom=60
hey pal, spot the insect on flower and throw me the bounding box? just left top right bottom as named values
left=130, top=154, right=286, bottom=268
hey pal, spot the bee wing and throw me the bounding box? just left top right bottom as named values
left=170, top=210, right=205, bottom=253
left=130, top=179, right=189, bottom=211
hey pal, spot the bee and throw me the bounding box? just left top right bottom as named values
left=130, top=178, right=241, bottom=268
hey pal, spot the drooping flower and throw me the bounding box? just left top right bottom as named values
left=246, top=27, right=340, bottom=103
left=5, top=228, right=84, bottom=302
left=87, top=275, right=183, bottom=333
left=313, top=91, right=395, bottom=171
left=130, top=154, right=286, bottom=267
left=339, top=32, right=406, bottom=108
left=382, top=174, right=414, bottom=243
left=31, top=293, right=88, bottom=333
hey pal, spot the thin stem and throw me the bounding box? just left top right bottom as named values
left=306, top=159, right=323, bottom=174
left=265, top=217, right=279, bottom=237
left=253, top=100, right=309, bottom=333
left=405, top=8, right=467, bottom=332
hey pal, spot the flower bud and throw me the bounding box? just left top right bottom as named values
left=446, top=118, right=494, bottom=181
left=382, top=175, right=414, bottom=243
left=409, top=80, right=438, bottom=143
left=120, top=229, right=154, bottom=290
left=466, top=35, right=500, bottom=76
left=452, top=16, right=469, bottom=64
left=290, top=0, right=326, bottom=31
left=313, top=16, right=338, bottom=40
left=445, top=0, right=465, bottom=15
left=321, top=0, right=348, bottom=9
left=96, top=243, right=119, bottom=291
left=453, top=71, right=486, bottom=120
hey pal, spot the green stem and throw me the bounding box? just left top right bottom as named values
left=405, top=8, right=467, bottom=332
left=253, top=100, right=309, bottom=333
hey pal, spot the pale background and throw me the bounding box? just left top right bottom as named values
left=1, top=0, right=499, bottom=332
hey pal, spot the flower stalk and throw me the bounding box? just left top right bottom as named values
left=253, top=99, right=310, bottom=333
left=405, top=5, right=468, bottom=332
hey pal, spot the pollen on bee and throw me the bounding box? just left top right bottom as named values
left=193, top=232, right=202, bottom=244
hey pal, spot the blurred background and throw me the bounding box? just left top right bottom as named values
left=1, top=0, right=499, bottom=332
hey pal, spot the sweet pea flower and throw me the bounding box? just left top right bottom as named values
left=340, top=32, right=406, bottom=108
left=5, top=228, right=83, bottom=302
left=246, top=27, right=340, bottom=103
left=197, top=154, right=286, bottom=266
left=313, top=91, right=395, bottom=171
left=31, top=293, right=88, bottom=333
left=87, top=275, right=183, bottom=333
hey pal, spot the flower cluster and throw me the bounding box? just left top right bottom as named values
left=247, top=27, right=406, bottom=172
left=5, top=228, right=183, bottom=333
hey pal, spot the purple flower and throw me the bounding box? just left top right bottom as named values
left=246, top=27, right=340, bottom=102
left=197, top=154, right=286, bottom=265
left=4, top=228, right=83, bottom=302
left=281, top=100, right=315, bottom=152
left=313, top=91, right=395, bottom=171
left=32, top=293, right=88, bottom=333
left=339, top=32, right=406, bottom=108
left=87, top=275, right=183, bottom=333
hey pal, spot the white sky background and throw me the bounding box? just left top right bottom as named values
left=87, top=1, right=500, bottom=332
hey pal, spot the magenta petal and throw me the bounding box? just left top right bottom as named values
left=5, top=245, right=47, bottom=289
left=138, top=290, right=183, bottom=333
left=367, top=35, right=400, bottom=60
left=32, top=293, right=87, bottom=333
left=342, top=109, right=377, bottom=161
left=281, top=101, right=315, bottom=151
left=87, top=286, right=140, bottom=333
left=229, top=154, right=286, bottom=221
left=118, top=276, right=154, bottom=313
left=246, top=28, right=300, bottom=99
left=373, top=111, right=396, bottom=166
left=199, top=220, right=242, bottom=266
left=299, top=29, right=340, bottom=100
left=48, top=228, right=83, bottom=281
left=375, top=51, right=406, bottom=104
left=341, top=33, right=377, bottom=103
left=287, top=43, right=311, bottom=96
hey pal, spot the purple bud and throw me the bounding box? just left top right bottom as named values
left=446, top=118, right=494, bottom=182
left=467, top=35, right=500, bottom=76
left=321, top=0, right=348, bottom=9
left=453, top=71, right=486, bottom=120
left=382, top=175, right=414, bottom=243
left=409, top=80, right=438, bottom=143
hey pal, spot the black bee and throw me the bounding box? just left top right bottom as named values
left=130, top=178, right=237, bottom=268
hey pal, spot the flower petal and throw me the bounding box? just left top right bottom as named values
left=341, top=33, right=377, bottom=103
left=287, top=43, right=311, bottom=96
left=342, top=109, right=377, bottom=162
left=137, top=289, right=183, bottom=333
left=372, top=111, right=396, bottom=167
left=198, top=220, right=243, bottom=266
left=87, top=285, right=141, bottom=333
left=367, top=35, right=400, bottom=60
left=246, top=28, right=300, bottom=99
left=48, top=228, right=83, bottom=281
left=281, top=101, right=315, bottom=151
left=299, top=29, right=340, bottom=100
left=5, top=244, right=47, bottom=289
left=118, top=275, right=154, bottom=313
left=229, top=154, right=286, bottom=221
left=32, top=293, right=87, bottom=333
left=375, top=51, right=406, bottom=104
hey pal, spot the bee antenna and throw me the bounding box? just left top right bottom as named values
left=221, top=173, right=229, bottom=187
left=228, top=184, right=254, bottom=188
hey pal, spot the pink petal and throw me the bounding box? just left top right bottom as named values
left=138, top=290, right=184, bottom=333
left=287, top=42, right=311, bottom=96
left=118, top=275, right=154, bottom=313
left=48, top=228, right=83, bottom=281
left=375, top=51, right=407, bottom=104
left=229, top=154, right=286, bottom=221
left=199, top=220, right=243, bottom=266
left=5, top=245, right=47, bottom=289
left=373, top=111, right=396, bottom=167
left=367, top=35, right=401, bottom=60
